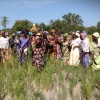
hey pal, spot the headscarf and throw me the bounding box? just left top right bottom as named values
left=28, top=32, right=33, bottom=35
left=21, top=29, right=29, bottom=34
left=71, top=32, right=75, bottom=35
left=76, top=31, right=80, bottom=34
left=51, top=29, right=55, bottom=33
left=63, top=33, right=68, bottom=38
left=81, top=31, right=87, bottom=39
left=93, top=32, right=100, bottom=38
left=75, top=32, right=80, bottom=37
left=17, top=31, right=21, bottom=34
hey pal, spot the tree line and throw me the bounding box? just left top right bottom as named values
left=1, top=13, right=100, bottom=34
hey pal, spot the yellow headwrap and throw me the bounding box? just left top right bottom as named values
left=93, top=32, right=100, bottom=38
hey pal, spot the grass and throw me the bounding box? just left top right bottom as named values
left=0, top=34, right=100, bottom=99
left=0, top=56, right=100, bottom=100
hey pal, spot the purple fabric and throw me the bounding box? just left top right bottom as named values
left=21, top=29, right=28, bottom=34
left=19, top=37, right=31, bottom=50
left=18, top=37, right=31, bottom=63
left=80, top=52, right=90, bottom=68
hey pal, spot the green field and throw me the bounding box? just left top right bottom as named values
left=0, top=35, right=100, bottom=100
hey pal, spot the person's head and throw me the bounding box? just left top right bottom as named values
left=75, top=32, right=80, bottom=38
left=76, top=31, right=80, bottom=34
left=36, top=32, right=42, bottom=39
left=21, top=29, right=29, bottom=38
left=71, top=32, right=79, bottom=39
left=5, top=32, right=9, bottom=38
left=50, top=29, right=56, bottom=36
left=92, top=32, right=100, bottom=44
left=1, top=31, right=6, bottom=38
left=35, top=33, right=42, bottom=44
left=63, top=33, right=68, bottom=41
left=58, top=30, right=62, bottom=35
left=80, top=31, right=87, bottom=40
left=12, top=33, right=16, bottom=39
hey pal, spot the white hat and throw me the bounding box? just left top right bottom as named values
left=76, top=31, right=80, bottom=34
left=75, top=32, right=80, bottom=37
left=93, top=32, right=100, bottom=38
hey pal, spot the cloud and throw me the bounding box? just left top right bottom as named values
left=0, top=0, right=57, bottom=8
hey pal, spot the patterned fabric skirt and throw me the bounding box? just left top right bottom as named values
left=33, top=47, right=44, bottom=68
left=80, top=52, right=90, bottom=68
left=61, top=49, right=70, bottom=67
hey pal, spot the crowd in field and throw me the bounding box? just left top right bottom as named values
left=0, top=25, right=100, bottom=71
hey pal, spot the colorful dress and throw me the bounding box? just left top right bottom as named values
left=54, top=36, right=63, bottom=59
left=18, top=37, right=31, bottom=63
left=33, top=40, right=44, bottom=68
left=80, top=37, right=90, bottom=68
left=90, top=41, right=100, bottom=70
left=61, top=41, right=69, bottom=67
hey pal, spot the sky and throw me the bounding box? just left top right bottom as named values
left=0, top=0, right=100, bottom=30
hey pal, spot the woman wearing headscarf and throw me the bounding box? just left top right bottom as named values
left=18, top=29, right=31, bottom=64
left=47, top=29, right=56, bottom=58
left=80, top=31, right=90, bottom=68
left=54, top=30, right=63, bottom=59
left=61, top=33, right=70, bottom=67
left=32, top=32, right=45, bottom=71
left=69, top=32, right=81, bottom=66
left=90, top=32, right=100, bottom=70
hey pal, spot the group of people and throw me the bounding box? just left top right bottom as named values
left=0, top=26, right=100, bottom=71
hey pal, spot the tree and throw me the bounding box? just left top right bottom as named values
left=1, top=16, right=9, bottom=30
left=12, top=20, right=33, bottom=32
left=50, top=19, right=68, bottom=33
left=62, top=13, right=83, bottom=26
left=97, top=21, right=100, bottom=32
left=87, top=26, right=97, bottom=34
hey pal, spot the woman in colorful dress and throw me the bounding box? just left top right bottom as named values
left=90, top=32, right=100, bottom=70
left=32, top=33, right=45, bottom=71
left=54, top=30, right=63, bottom=59
left=47, top=30, right=56, bottom=58
left=61, top=33, right=69, bottom=67
left=80, top=31, right=90, bottom=68
left=18, top=30, right=31, bottom=64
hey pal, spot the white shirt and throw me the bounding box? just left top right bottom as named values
left=70, top=38, right=81, bottom=46
left=0, top=37, right=9, bottom=49
left=97, top=38, right=100, bottom=47
left=81, top=37, right=90, bottom=52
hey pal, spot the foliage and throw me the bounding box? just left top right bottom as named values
left=97, top=21, right=100, bottom=33
left=62, top=13, right=83, bottom=26
left=86, top=26, right=97, bottom=34
left=1, top=16, right=9, bottom=30
left=12, top=19, right=33, bottom=32
left=0, top=54, right=100, bottom=100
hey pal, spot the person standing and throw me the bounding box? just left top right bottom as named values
left=69, top=32, right=81, bottom=66
left=0, top=31, right=10, bottom=62
left=32, top=32, right=45, bottom=71
left=61, top=33, right=70, bottom=67
left=80, top=31, right=90, bottom=68
left=90, top=32, right=100, bottom=70
left=54, top=30, right=63, bottom=59
left=18, top=30, right=31, bottom=64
